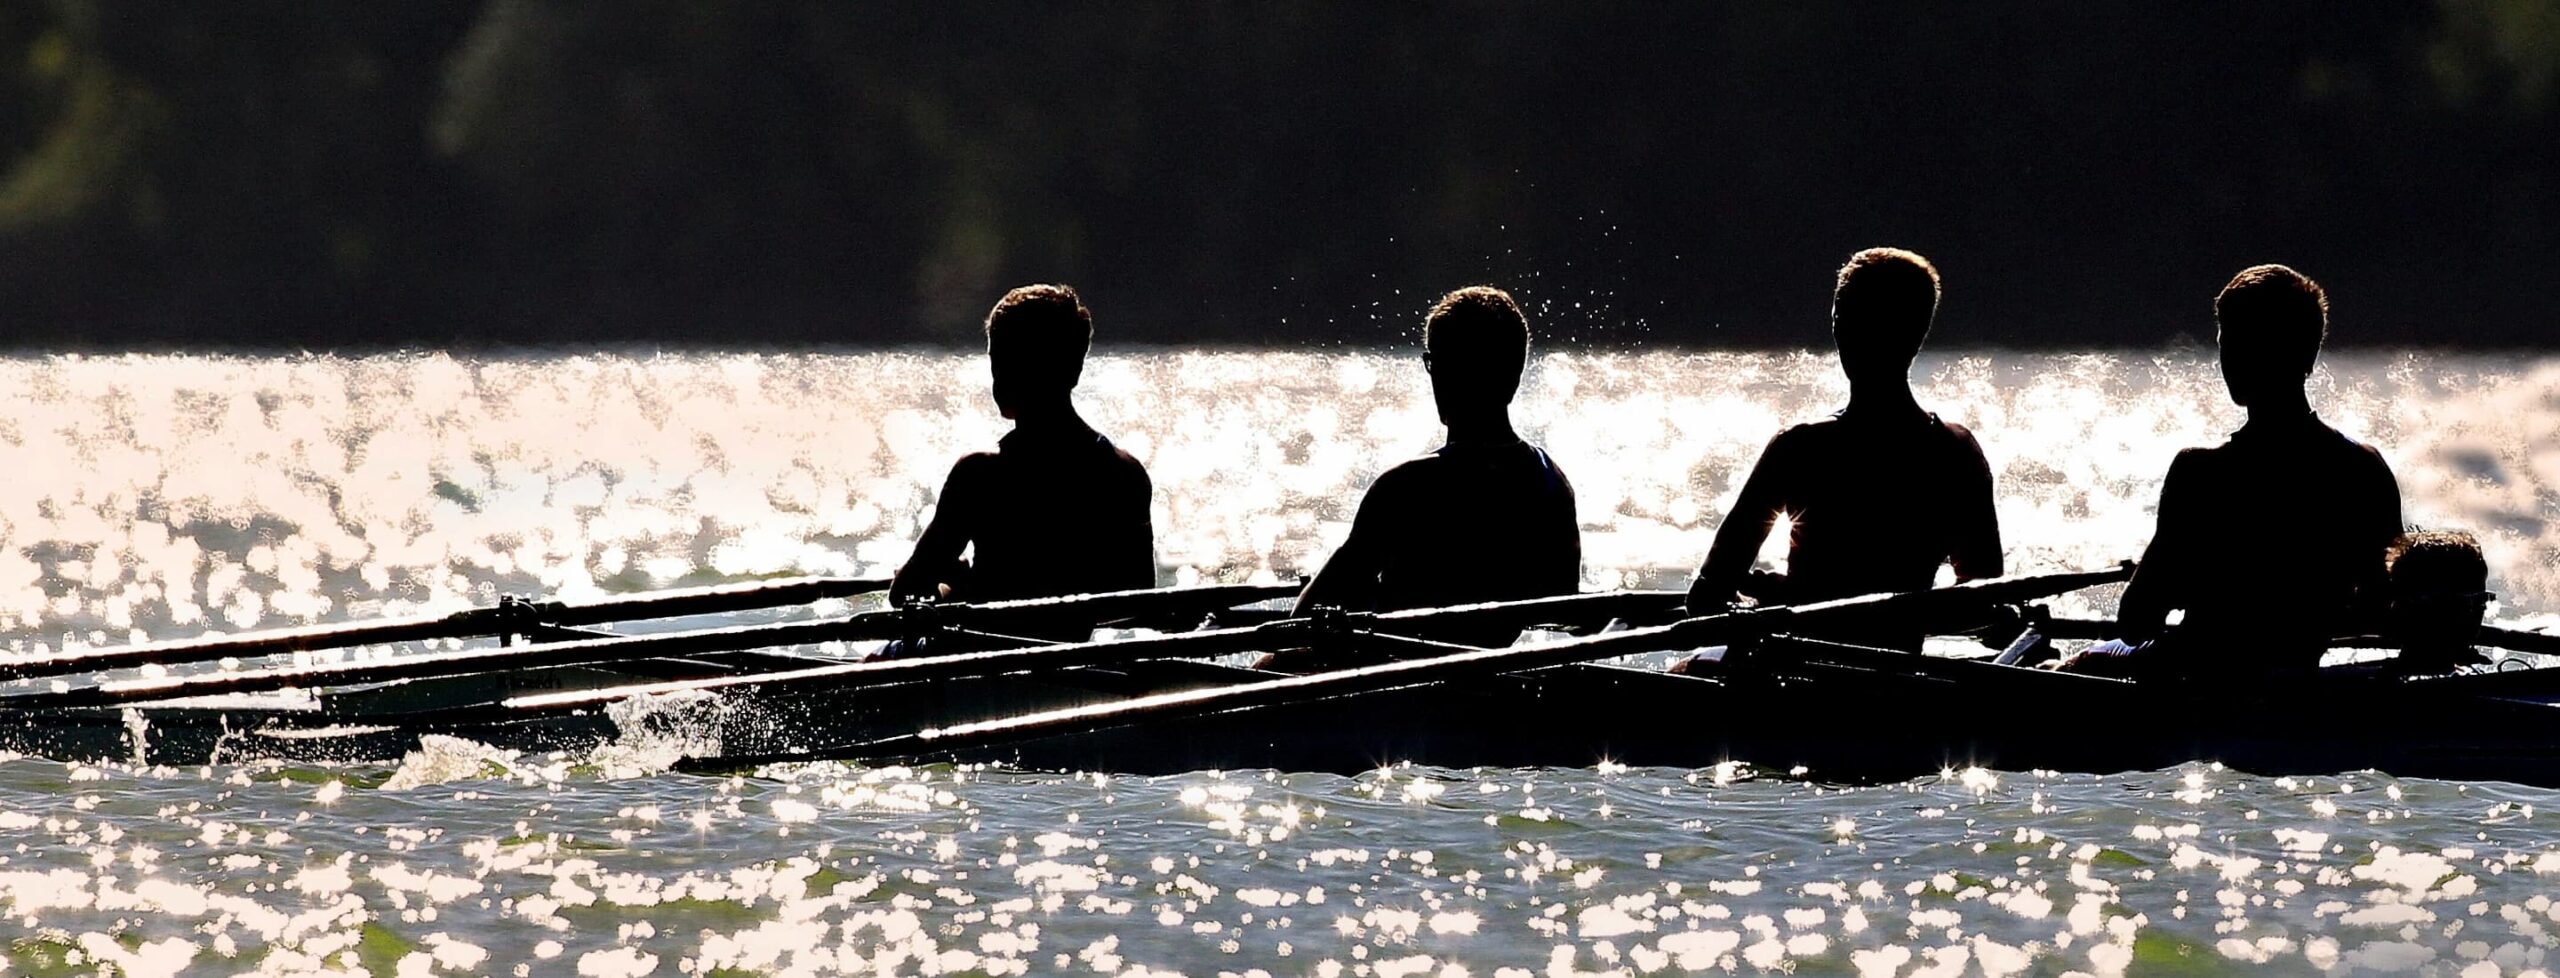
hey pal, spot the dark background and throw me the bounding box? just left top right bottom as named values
left=0, top=2, right=2552, bottom=351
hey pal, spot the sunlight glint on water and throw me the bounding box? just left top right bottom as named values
left=5, top=350, right=2560, bottom=972
left=5, top=350, right=2556, bottom=654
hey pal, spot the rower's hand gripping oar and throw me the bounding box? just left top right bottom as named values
left=711, top=564, right=2134, bottom=768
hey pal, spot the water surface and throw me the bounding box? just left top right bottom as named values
left=3, top=349, right=2559, bottom=974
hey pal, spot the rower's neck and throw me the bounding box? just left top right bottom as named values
left=1843, top=382, right=1925, bottom=420
left=2244, top=387, right=2313, bottom=422
left=1442, top=411, right=1519, bottom=447
left=1009, top=401, right=1091, bottom=436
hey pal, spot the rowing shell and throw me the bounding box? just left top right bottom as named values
left=24, top=633, right=2560, bottom=788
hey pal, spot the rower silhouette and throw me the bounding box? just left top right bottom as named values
left=2061, top=264, right=2403, bottom=677
left=890, top=284, right=1155, bottom=606
left=1293, top=286, right=1580, bottom=619
left=1684, top=248, right=2002, bottom=642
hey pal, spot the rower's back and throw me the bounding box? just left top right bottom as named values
left=2115, top=265, right=2402, bottom=672
left=890, top=285, right=1156, bottom=606
left=1352, top=438, right=1579, bottom=612
left=1295, top=287, right=1580, bottom=619
left=1689, top=249, right=2003, bottom=623
left=1722, top=408, right=2000, bottom=604
left=937, top=423, right=1154, bottom=603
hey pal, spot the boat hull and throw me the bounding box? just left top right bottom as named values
left=10, top=636, right=2560, bottom=787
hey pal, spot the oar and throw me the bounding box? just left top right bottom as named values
left=1362, top=589, right=1685, bottom=635
left=0, top=582, right=1298, bottom=709
left=708, top=564, right=2133, bottom=767
left=419, top=588, right=1689, bottom=721
left=0, top=575, right=894, bottom=682
left=2478, top=623, right=2560, bottom=657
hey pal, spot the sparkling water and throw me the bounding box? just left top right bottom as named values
left=2, top=349, right=2558, bottom=974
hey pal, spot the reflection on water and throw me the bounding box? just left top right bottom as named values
left=4, top=350, right=2560, bottom=971
left=4, top=351, right=2556, bottom=652
left=4, top=755, right=2560, bottom=976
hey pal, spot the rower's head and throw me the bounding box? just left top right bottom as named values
left=1423, top=286, right=1530, bottom=422
left=983, top=284, right=1093, bottom=419
left=1830, top=248, right=1940, bottom=388
left=2214, top=264, right=2327, bottom=408
left=2386, top=530, right=2491, bottom=657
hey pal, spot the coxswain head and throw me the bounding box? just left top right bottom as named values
left=2386, top=529, right=2491, bottom=669
left=1830, top=247, right=1941, bottom=391
left=2213, top=264, right=2327, bottom=409
left=983, top=283, right=1094, bottom=420
left=1422, top=285, right=1530, bottom=426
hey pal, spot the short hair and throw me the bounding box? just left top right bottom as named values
left=983, top=284, right=1092, bottom=383
left=2215, top=264, right=2328, bottom=375
left=2389, top=529, right=2488, bottom=593
left=1832, top=248, right=1940, bottom=354
left=1423, top=286, right=1530, bottom=402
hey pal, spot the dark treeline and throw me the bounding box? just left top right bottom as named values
left=0, top=1, right=2553, bottom=350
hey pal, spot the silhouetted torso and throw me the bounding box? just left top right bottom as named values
left=895, top=421, right=1154, bottom=604
left=1335, top=438, right=1580, bottom=613
left=2118, top=411, right=2401, bottom=670
left=1699, top=408, right=2002, bottom=608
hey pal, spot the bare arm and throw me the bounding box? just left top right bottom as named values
left=1114, top=467, right=1161, bottom=593
left=1549, top=468, right=1583, bottom=597
left=1293, top=474, right=1400, bottom=615
left=2114, top=452, right=2199, bottom=640
left=2346, top=451, right=2405, bottom=629
left=1687, top=431, right=1793, bottom=612
left=889, top=456, right=986, bottom=605
left=1946, top=426, right=2005, bottom=582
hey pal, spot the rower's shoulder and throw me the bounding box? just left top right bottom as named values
left=944, top=450, right=1006, bottom=481
left=2292, top=420, right=2397, bottom=481
left=2331, top=426, right=2392, bottom=465
left=1935, top=416, right=1984, bottom=445
left=2161, top=444, right=2221, bottom=480
left=1763, top=417, right=1841, bottom=451
left=2338, top=430, right=2399, bottom=491
left=1094, top=435, right=1150, bottom=477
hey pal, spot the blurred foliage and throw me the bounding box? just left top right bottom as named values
left=2430, top=0, right=2560, bottom=111
left=0, top=1, right=2552, bottom=349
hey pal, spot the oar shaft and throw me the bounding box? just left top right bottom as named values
left=0, top=575, right=892, bottom=682
left=36, top=616, right=857, bottom=709
left=1365, top=589, right=1685, bottom=634
left=860, top=625, right=1685, bottom=758
left=539, top=576, right=892, bottom=627
left=840, top=565, right=2135, bottom=762
left=5, top=582, right=1299, bottom=709
left=2479, top=623, right=2560, bottom=657
left=0, top=611, right=480, bottom=681
left=503, top=625, right=1280, bottom=712
left=494, top=587, right=1679, bottom=716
